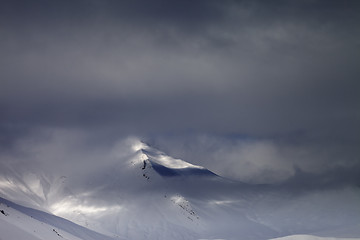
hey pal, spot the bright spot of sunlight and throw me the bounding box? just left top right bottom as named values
left=51, top=197, right=123, bottom=216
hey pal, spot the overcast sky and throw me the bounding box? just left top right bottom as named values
left=1, top=0, right=359, bottom=185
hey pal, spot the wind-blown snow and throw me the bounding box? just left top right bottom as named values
left=140, top=144, right=205, bottom=169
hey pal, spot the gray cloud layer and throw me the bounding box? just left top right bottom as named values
left=1, top=0, right=359, bottom=185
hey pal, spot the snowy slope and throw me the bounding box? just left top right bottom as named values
left=0, top=139, right=360, bottom=240
left=0, top=198, right=118, bottom=240
left=271, top=234, right=360, bottom=240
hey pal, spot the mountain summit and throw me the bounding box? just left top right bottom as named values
left=133, top=141, right=217, bottom=177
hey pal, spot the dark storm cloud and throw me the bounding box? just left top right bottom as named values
left=0, top=0, right=359, bottom=185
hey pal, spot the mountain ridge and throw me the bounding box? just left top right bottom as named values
left=0, top=139, right=360, bottom=240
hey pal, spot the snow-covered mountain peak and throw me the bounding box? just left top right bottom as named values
left=127, top=139, right=212, bottom=172
left=128, top=138, right=204, bottom=169
left=126, top=140, right=218, bottom=178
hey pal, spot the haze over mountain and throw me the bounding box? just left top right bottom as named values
left=1, top=139, right=360, bottom=240
left=1, top=0, right=360, bottom=239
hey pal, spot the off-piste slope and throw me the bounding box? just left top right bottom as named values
left=0, top=197, right=119, bottom=240
left=0, top=139, right=360, bottom=240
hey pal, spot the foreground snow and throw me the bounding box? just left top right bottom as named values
left=1, top=196, right=359, bottom=240
left=271, top=234, right=360, bottom=240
